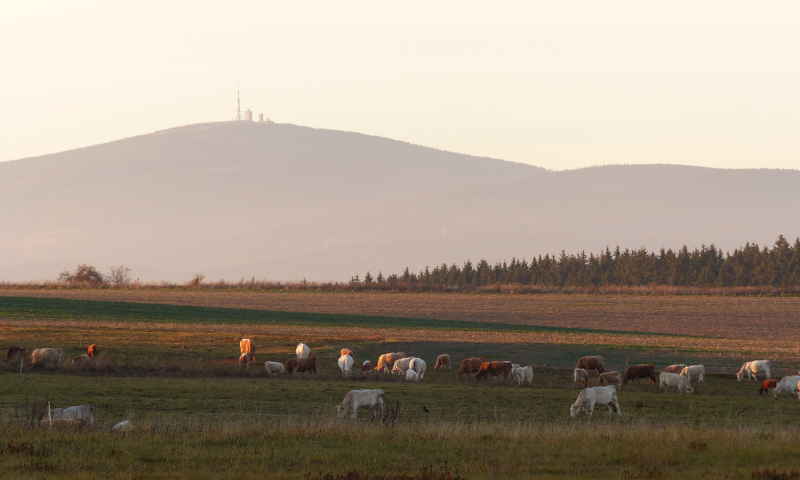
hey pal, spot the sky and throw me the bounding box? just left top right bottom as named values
left=2, top=1, right=799, bottom=170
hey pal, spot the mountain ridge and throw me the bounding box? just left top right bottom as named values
left=3, top=121, right=798, bottom=282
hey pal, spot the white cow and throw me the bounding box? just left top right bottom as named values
left=409, top=357, right=427, bottom=379
left=737, top=360, right=771, bottom=382
left=773, top=375, right=800, bottom=398
left=296, top=343, right=311, bottom=360
left=264, top=361, right=287, bottom=376
left=391, top=357, right=414, bottom=375
left=569, top=385, right=621, bottom=417
left=405, top=369, right=420, bottom=382
left=680, top=365, right=705, bottom=385
left=44, top=404, right=95, bottom=426
left=31, top=348, right=64, bottom=368
left=511, top=364, right=534, bottom=386
left=659, top=372, right=694, bottom=393
left=336, top=389, right=385, bottom=419
left=337, top=354, right=354, bottom=376
left=111, top=420, right=133, bottom=432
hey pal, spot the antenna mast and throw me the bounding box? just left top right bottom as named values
left=236, top=89, right=241, bottom=121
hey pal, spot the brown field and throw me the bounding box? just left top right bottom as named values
left=3, top=289, right=800, bottom=361
left=3, top=288, right=800, bottom=338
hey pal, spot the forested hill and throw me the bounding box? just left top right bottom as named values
left=368, top=235, right=800, bottom=290
left=1, top=121, right=798, bottom=282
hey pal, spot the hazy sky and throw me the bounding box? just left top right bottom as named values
left=2, top=1, right=799, bottom=170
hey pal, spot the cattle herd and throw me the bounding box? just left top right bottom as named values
left=4, top=339, right=797, bottom=424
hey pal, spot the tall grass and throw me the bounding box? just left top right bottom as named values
left=2, top=415, right=800, bottom=479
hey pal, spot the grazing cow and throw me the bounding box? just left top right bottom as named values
left=71, top=354, right=93, bottom=367
left=475, top=361, right=512, bottom=381
left=575, top=356, right=606, bottom=373
left=6, top=346, right=26, bottom=365
left=43, top=404, right=96, bottom=426
left=239, top=352, right=257, bottom=367
left=87, top=344, right=98, bottom=358
left=31, top=348, right=64, bottom=368
left=111, top=420, right=133, bottom=432
left=457, top=357, right=486, bottom=378
left=239, top=338, right=255, bottom=366
left=599, top=370, right=622, bottom=387
left=361, top=360, right=373, bottom=372
left=296, top=343, right=311, bottom=360
left=623, top=364, right=657, bottom=385
left=663, top=364, right=686, bottom=374
left=574, top=368, right=601, bottom=388
left=759, top=379, right=778, bottom=395
left=659, top=372, right=693, bottom=393
left=772, top=375, right=800, bottom=398
left=391, top=357, right=414, bottom=375
left=374, top=352, right=407, bottom=373
left=337, top=389, right=385, bottom=419
left=434, top=354, right=451, bottom=370
left=680, top=365, right=705, bottom=385
left=340, top=348, right=353, bottom=358
left=239, top=338, right=255, bottom=356
left=285, top=354, right=317, bottom=374
left=511, top=365, right=534, bottom=386
left=737, top=360, right=771, bottom=382
left=338, top=354, right=354, bottom=376
left=264, top=361, right=287, bottom=376
left=408, top=357, right=427, bottom=381
left=570, top=385, right=621, bottom=417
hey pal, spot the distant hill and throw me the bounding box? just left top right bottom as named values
left=2, top=121, right=798, bottom=282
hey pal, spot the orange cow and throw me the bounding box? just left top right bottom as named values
left=475, top=361, right=512, bottom=381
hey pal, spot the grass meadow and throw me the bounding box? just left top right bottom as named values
left=2, top=292, right=800, bottom=479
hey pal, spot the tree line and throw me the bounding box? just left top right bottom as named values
left=359, top=235, right=800, bottom=290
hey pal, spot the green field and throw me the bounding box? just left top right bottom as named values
left=0, top=295, right=688, bottom=337
left=1, top=295, right=798, bottom=479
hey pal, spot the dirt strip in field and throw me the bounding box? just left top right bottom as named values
left=2, top=289, right=800, bottom=340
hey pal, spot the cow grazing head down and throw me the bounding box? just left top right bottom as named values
left=284, top=354, right=316, bottom=374
left=623, top=364, right=657, bottom=385
left=576, top=356, right=606, bottom=374
left=759, top=378, right=778, bottom=395
left=457, top=357, right=486, bottom=377
left=475, top=361, right=512, bottom=380
left=7, top=346, right=26, bottom=362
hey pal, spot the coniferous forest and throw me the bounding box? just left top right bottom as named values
left=362, top=235, right=800, bottom=291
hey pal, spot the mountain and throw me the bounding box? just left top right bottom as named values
left=2, top=121, right=798, bottom=282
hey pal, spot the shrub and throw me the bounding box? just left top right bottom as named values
left=58, top=264, right=106, bottom=287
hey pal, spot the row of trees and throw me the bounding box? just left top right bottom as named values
left=360, top=235, right=800, bottom=289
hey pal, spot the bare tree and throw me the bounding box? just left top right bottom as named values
left=107, top=265, right=133, bottom=287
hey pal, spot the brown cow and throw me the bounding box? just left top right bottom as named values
left=599, top=370, right=622, bottom=386
left=576, top=356, right=606, bottom=373
left=662, top=364, right=686, bottom=374
left=574, top=368, right=601, bottom=388
left=457, top=357, right=486, bottom=378
left=87, top=344, right=98, bottom=359
left=374, top=352, right=407, bottom=373
left=759, top=378, right=778, bottom=395
left=7, top=346, right=26, bottom=364
left=285, top=354, right=317, bottom=374
left=475, top=361, right=512, bottom=381
left=623, top=364, right=657, bottom=385
left=434, top=354, right=451, bottom=370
